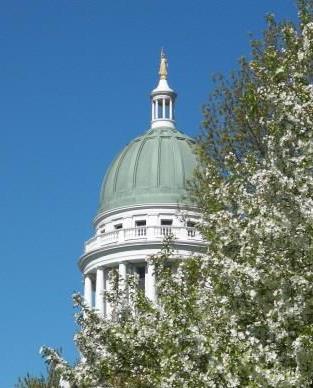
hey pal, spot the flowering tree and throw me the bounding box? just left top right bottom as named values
left=41, top=2, right=313, bottom=387
left=42, top=242, right=217, bottom=387
left=15, top=360, right=61, bottom=388
left=189, top=0, right=313, bottom=385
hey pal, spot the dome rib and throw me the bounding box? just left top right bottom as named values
left=133, top=137, right=147, bottom=188
left=157, top=136, right=161, bottom=187
left=113, top=145, right=130, bottom=193
left=176, top=139, right=186, bottom=185
left=174, top=137, right=181, bottom=186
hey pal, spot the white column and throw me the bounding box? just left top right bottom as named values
left=84, top=274, right=93, bottom=308
left=162, top=98, right=166, bottom=118
left=145, top=262, right=156, bottom=303
left=169, top=99, right=173, bottom=119
left=151, top=100, right=154, bottom=121
left=95, top=267, right=105, bottom=315
left=104, top=268, right=112, bottom=318
left=119, top=262, right=127, bottom=293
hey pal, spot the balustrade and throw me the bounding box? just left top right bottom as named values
left=187, top=227, right=196, bottom=237
left=160, top=226, right=172, bottom=236
left=85, top=225, right=200, bottom=253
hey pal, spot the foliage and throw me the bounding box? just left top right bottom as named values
left=189, top=0, right=313, bottom=385
left=15, top=359, right=61, bottom=388
left=42, top=1, right=313, bottom=387
left=42, top=239, right=215, bottom=387
left=194, top=1, right=313, bottom=175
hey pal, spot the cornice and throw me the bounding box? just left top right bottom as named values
left=94, top=202, right=200, bottom=226
left=78, top=239, right=206, bottom=272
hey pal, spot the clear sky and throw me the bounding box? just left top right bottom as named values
left=0, top=1, right=297, bottom=386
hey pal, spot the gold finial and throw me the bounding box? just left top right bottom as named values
left=159, top=48, right=168, bottom=80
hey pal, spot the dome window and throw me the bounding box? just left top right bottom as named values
left=99, top=223, right=106, bottom=234
left=114, top=223, right=123, bottom=230
left=161, top=219, right=172, bottom=226
left=165, top=99, right=170, bottom=119
left=161, top=219, right=172, bottom=236
left=157, top=100, right=162, bottom=118
left=135, top=220, right=146, bottom=227
left=135, top=220, right=146, bottom=236
left=187, top=221, right=196, bottom=237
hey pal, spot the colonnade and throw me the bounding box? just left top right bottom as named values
left=151, top=96, right=173, bottom=121
left=83, top=262, right=156, bottom=316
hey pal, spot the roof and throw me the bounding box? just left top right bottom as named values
left=98, top=126, right=197, bottom=213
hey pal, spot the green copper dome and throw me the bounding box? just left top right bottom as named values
left=98, top=127, right=197, bottom=213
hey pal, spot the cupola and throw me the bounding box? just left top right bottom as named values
left=150, top=49, right=177, bottom=129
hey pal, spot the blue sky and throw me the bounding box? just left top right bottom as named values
left=0, top=1, right=297, bottom=386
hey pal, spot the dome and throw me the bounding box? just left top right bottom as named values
left=98, top=126, right=197, bottom=213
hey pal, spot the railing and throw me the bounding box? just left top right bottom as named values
left=84, top=226, right=201, bottom=253
left=187, top=227, right=196, bottom=237
left=160, top=226, right=172, bottom=236
left=125, top=226, right=147, bottom=238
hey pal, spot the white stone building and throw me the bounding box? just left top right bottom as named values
left=79, top=51, right=204, bottom=314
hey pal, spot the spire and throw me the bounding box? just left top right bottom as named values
left=150, top=50, right=177, bottom=129
left=159, top=48, right=168, bottom=80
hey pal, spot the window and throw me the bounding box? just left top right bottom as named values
left=187, top=221, right=196, bottom=237
left=161, top=219, right=172, bottom=236
left=161, top=219, right=172, bottom=226
left=114, top=223, right=123, bottom=230
left=135, top=220, right=146, bottom=227
left=99, top=224, right=106, bottom=234
left=157, top=100, right=162, bottom=118
left=136, top=266, right=145, bottom=290
left=165, top=100, right=170, bottom=118
left=137, top=266, right=145, bottom=278
left=154, top=100, right=161, bottom=119
left=135, top=220, right=146, bottom=236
